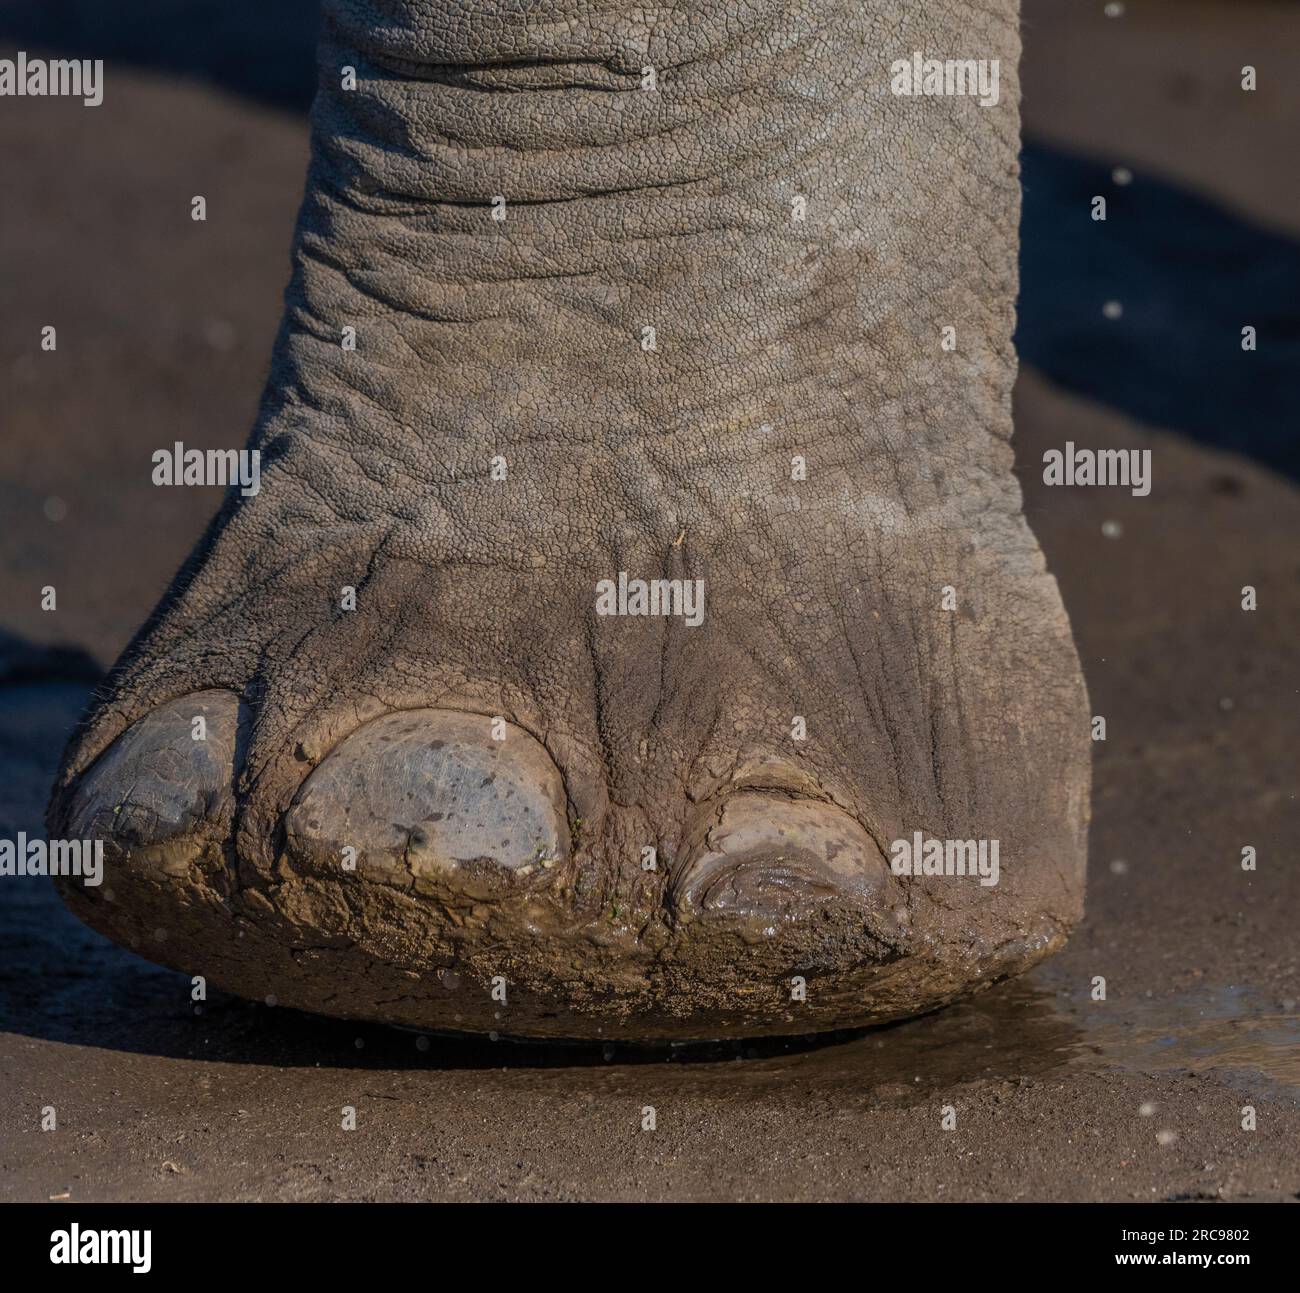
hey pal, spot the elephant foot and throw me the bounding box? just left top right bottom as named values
left=47, top=0, right=1089, bottom=1041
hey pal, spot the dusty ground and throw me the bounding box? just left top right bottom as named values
left=0, top=1, right=1296, bottom=1201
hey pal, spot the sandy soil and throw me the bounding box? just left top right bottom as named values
left=0, top=4, right=1297, bottom=1201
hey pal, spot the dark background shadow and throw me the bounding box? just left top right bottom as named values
left=1018, top=143, right=1300, bottom=479
left=0, top=0, right=320, bottom=111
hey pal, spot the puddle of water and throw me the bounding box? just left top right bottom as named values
left=573, top=980, right=1300, bottom=1108
left=1073, top=984, right=1300, bottom=1103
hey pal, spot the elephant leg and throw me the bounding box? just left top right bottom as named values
left=49, top=0, right=1089, bottom=1040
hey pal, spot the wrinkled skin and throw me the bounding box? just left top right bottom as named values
left=48, top=0, right=1089, bottom=1040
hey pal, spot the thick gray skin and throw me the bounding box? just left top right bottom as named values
left=48, top=0, right=1090, bottom=1040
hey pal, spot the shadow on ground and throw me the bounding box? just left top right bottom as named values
left=1017, top=142, right=1300, bottom=479
left=0, top=0, right=320, bottom=112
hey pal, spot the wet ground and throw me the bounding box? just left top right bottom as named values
left=1, top=0, right=1298, bottom=1201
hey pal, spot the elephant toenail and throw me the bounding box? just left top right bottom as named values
left=62, top=690, right=249, bottom=850
left=671, top=793, right=901, bottom=928
left=284, top=709, right=569, bottom=897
